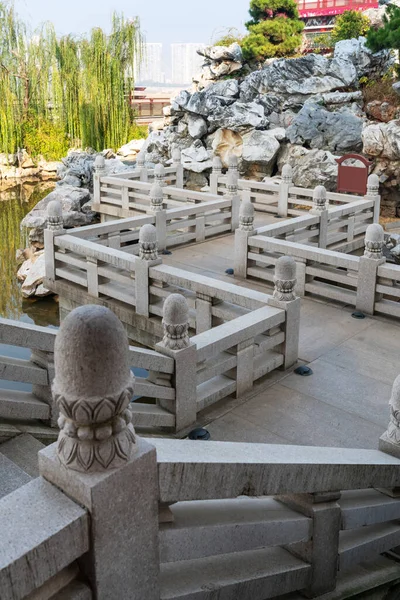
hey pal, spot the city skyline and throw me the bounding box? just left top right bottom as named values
left=136, top=42, right=207, bottom=85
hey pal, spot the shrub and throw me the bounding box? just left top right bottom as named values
left=128, top=122, right=148, bottom=140
left=331, top=10, right=370, bottom=43
left=241, top=0, right=304, bottom=61
left=366, top=4, right=400, bottom=75
left=22, top=118, right=70, bottom=161
left=212, top=28, right=244, bottom=47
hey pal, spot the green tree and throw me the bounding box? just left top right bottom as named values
left=331, top=10, right=370, bottom=43
left=241, top=0, right=304, bottom=62
left=366, top=5, right=400, bottom=69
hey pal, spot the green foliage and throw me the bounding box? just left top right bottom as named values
left=366, top=4, right=400, bottom=72
left=128, top=122, right=148, bottom=140
left=0, top=3, right=144, bottom=155
left=212, top=27, right=243, bottom=47
left=22, top=118, right=69, bottom=161
left=310, top=33, right=333, bottom=51
left=331, top=10, right=370, bottom=43
left=241, top=0, right=304, bottom=61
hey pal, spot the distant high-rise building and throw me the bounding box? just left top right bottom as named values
left=136, top=43, right=163, bottom=83
left=171, top=43, right=206, bottom=85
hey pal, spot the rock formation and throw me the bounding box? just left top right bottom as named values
left=143, top=37, right=400, bottom=214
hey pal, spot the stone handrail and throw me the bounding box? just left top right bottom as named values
left=0, top=477, right=90, bottom=600
left=212, top=163, right=381, bottom=219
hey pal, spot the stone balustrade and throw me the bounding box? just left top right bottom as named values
left=3, top=305, right=400, bottom=599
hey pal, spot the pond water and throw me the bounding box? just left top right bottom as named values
left=0, top=181, right=59, bottom=327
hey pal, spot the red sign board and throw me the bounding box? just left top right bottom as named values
left=336, top=154, right=371, bottom=196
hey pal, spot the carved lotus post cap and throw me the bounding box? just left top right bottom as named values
left=313, top=185, right=327, bottom=202
left=54, top=305, right=132, bottom=400
left=365, top=223, right=384, bottom=243
left=282, top=163, right=293, bottom=178
left=228, top=154, right=238, bottom=168
left=154, top=163, right=165, bottom=175
left=275, top=256, right=296, bottom=281
left=212, top=155, right=223, bottom=169
left=172, top=148, right=181, bottom=162
left=367, top=173, right=379, bottom=189
left=139, top=223, right=157, bottom=244
left=240, top=199, right=254, bottom=218
left=150, top=183, right=164, bottom=200
left=390, top=375, right=400, bottom=408
left=163, top=293, right=189, bottom=326
left=94, top=154, right=105, bottom=170
left=47, top=200, right=63, bottom=218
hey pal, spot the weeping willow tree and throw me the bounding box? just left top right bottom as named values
left=0, top=2, right=144, bottom=156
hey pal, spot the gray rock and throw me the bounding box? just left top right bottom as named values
left=199, top=43, right=243, bottom=64
left=320, top=91, right=363, bottom=106
left=393, top=82, right=400, bottom=96
left=280, top=146, right=339, bottom=190
left=206, top=79, right=240, bottom=99
left=333, top=37, right=391, bottom=78
left=362, top=120, right=400, bottom=160
left=241, top=130, right=280, bottom=175
left=58, top=174, right=82, bottom=187
left=286, top=103, right=363, bottom=152
left=207, top=101, right=265, bottom=132
left=188, top=115, right=208, bottom=139
left=21, top=186, right=92, bottom=230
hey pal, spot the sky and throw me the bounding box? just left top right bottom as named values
left=13, top=0, right=250, bottom=45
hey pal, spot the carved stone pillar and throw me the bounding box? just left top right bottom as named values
left=53, top=305, right=137, bottom=473
left=239, top=199, right=255, bottom=233
left=161, top=293, right=190, bottom=350
left=150, top=183, right=164, bottom=212
left=273, top=256, right=297, bottom=302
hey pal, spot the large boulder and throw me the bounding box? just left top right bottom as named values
left=17, top=250, right=51, bottom=298
left=181, top=141, right=213, bottom=173
left=286, top=103, right=364, bottom=152
left=333, top=37, right=392, bottom=78
left=241, top=130, right=280, bottom=176
left=21, top=185, right=93, bottom=230
left=278, top=145, right=339, bottom=190
left=365, top=100, right=400, bottom=123
left=117, top=138, right=145, bottom=159
left=362, top=120, right=400, bottom=160
left=188, top=114, right=208, bottom=139
left=211, top=129, right=243, bottom=167
left=207, top=101, right=266, bottom=132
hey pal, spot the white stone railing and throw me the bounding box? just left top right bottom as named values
left=234, top=191, right=392, bottom=316
left=3, top=303, right=400, bottom=599
left=211, top=157, right=381, bottom=219
left=0, top=317, right=176, bottom=431
left=43, top=212, right=300, bottom=432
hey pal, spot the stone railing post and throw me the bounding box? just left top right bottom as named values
left=135, top=224, right=162, bottom=317
left=149, top=183, right=167, bottom=252
left=38, top=305, right=160, bottom=600
left=93, top=155, right=105, bottom=208
left=136, top=151, right=148, bottom=182
left=355, top=223, right=385, bottom=315
left=44, top=200, right=65, bottom=285
left=210, top=155, right=222, bottom=195
left=225, top=171, right=240, bottom=230
left=277, top=491, right=341, bottom=597
left=268, top=256, right=300, bottom=369
left=234, top=200, right=255, bottom=279
left=154, top=163, right=166, bottom=188
left=366, top=173, right=381, bottom=223
left=172, top=148, right=184, bottom=188
left=155, top=294, right=197, bottom=433
left=311, top=185, right=328, bottom=249
left=278, top=163, right=292, bottom=217
left=228, top=154, right=239, bottom=184
left=380, top=375, right=400, bottom=459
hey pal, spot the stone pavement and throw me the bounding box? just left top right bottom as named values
left=163, top=216, right=398, bottom=450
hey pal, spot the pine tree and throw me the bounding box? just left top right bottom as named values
left=331, top=10, right=370, bottom=44
left=366, top=4, right=400, bottom=69
left=241, top=0, right=304, bottom=62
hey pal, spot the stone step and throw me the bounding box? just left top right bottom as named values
left=0, top=419, right=57, bottom=445
left=0, top=452, right=32, bottom=500
left=0, top=388, right=50, bottom=421
left=339, top=521, right=400, bottom=571
left=160, top=497, right=311, bottom=563
left=0, top=433, right=44, bottom=477
left=130, top=402, right=175, bottom=428
left=160, top=546, right=311, bottom=600
left=340, top=489, right=400, bottom=530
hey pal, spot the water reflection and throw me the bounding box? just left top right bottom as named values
left=0, top=180, right=59, bottom=325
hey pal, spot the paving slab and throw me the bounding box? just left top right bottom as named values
left=281, top=358, right=391, bottom=429
left=0, top=453, right=31, bottom=499
left=229, top=383, right=384, bottom=449
left=205, top=411, right=290, bottom=444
